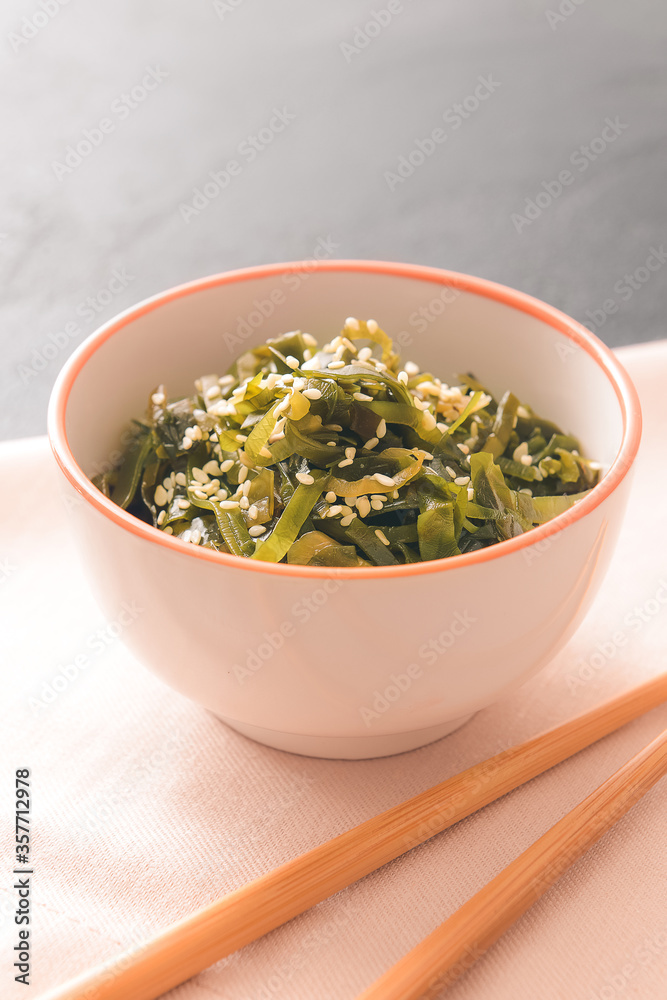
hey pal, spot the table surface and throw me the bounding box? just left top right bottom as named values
left=1, top=0, right=666, bottom=441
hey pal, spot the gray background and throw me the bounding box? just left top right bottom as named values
left=2, top=0, right=665, bottom=441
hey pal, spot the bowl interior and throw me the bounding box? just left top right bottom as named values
left=62, top=266, right=625, bottom=485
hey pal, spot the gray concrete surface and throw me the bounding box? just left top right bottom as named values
left=2, top=0, right=666, bottom=440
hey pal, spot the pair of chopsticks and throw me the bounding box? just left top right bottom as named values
left=44, top=674, right=667, bottom=1000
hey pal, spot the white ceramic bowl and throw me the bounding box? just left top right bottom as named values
left=48, top=261, right=641, bottom=758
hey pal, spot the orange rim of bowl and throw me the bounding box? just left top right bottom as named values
left=48, top=260, right=642, bottom=579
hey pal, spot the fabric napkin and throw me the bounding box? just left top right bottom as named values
left=1, top=342, right=666, bottom=1000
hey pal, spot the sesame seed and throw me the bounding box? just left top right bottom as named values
left=325, top=491, right=337, bottom=503
left=328, top=360, right=346, bottom=370
left=398, top=371, right=409, bottom=385
left=392, top=490, right=399, bottom=499
left=357, top=496, right=371, bottom=518
left=357, top=347, right=373, bottom=362
left=218, top=500, right=240, bottom=510
left=166, top=487, right=174, bottom=503
left=157, top=510, right=166, bottom=525
left=190, top=529, right=202, bottom=545
left=376, top=419, right=387, bottom=438
left=340, top=514, right=356, bottom=526
left=248, top=525, right=265, bottom=536
left=264, top=372, right=280, bottom=390
left=366, top=319, right=378, bottom=333
left=329, top=505, right=343, bottom=516
left=193, top=488, right=207, bottom=500
left=370, top=499, right=384, bottom=510
left=345, top=446, right=356, bottom=460
left=292, top=377, right=307, bottom=391
left=345, top=317, right=360, bottom=330
left=163, top=525, right=173, bottom=534
left=422, top=411, right=437, bottom=431
left=238, top=466, right=248, bottom=484
left=457, top=443, right=470, bottom=455
left=175, top=472, right=187, bottom=486
left=436, top=422, right=448, bottom=433
left=467, top=487, right=474, bottom=500
left=216, top=489, right=228, bottom=500
left=373, top=473, right=395, bottom=487
left=285, top=355, right=299, bottom=369
left=220, top=459, right=235, bottom=473
left=296, top=472, right=315, bottom=485
left=181, top=438, right=193, bottom=450
left=205, top=385, right=221, bottom=401
left=274, top=396, right=291, bottom=415
left=326, top=441, right=337, bottom=447
left=454, top=476, right=470, bottom=486
left=192, top=467, right=208, bottom=484
left=413, top=397, right=430, bottom=411
left=364, top=437, right=379, bottom=450
left=517, top=405, right=529, bottom=418
left=154, top=485, right=168, bottom=507
left=375, top=529, right=390, bottom=546
left=235, top=433, right=248, bottom=443
left=219, top=374, right=235, bottom=387
left=404, top=361, right=419, bottom=376
left=353, top=391, right=373, bottom=402
left=177, top=498, right=190, bottom=510
left=259, top=446, right=273, bottom=459
left=445, top=466, right=457, bottom=478
left=242, top=480, right=252, bottom=496
left=513, top=442, right=529, bottom=463
left=302, top=332, right=318, bottom=347
left=239, top=496, right=250, bottom=510
left=202, top=460, right=220, bottom=476
left=324, top=423, right=343, bottom=432
left=303, top=388, right=322, bottom=400
left=370, top=494, right=386, bottom=501
left=520, top=454, right=533, bottom=466
left=338, top=458, right=354, bottom=468
left=519, top=488, right=533, bottom=496
left=151, top=392, right=166, bottom=405
left=247, top=504, right=259, bottom=520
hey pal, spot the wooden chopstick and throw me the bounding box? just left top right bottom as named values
left=43, top=674, right=667, bottom=1000
left=357, top=726, right=667, bottom=1000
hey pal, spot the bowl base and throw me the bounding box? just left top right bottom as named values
left=213, top=712, right=476, bottom=759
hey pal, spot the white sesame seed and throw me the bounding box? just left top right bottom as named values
left=398, top=371, right=409, bottom=385
left=154, top=485, right=168, bottom=507
left=325, top=491, right=337, bottom=503
left=357, top=347, right=373, bottom=362
left=345, top=447, right=356, bottom=460
left=205, top=385, right=221, bottom=401
left=216, top=489, right=229, bottom=500
left=353, top=391, right=373, bottom=401
left=373, top=473, right=395, bottom=487
left=370, top=494, right=386, bottom=501
left=163, top=525, right=173, bottom=534
left=324, top=423, right=343, bottom=432
left=413, top=397, right=431, bottom=411
left=517, top=405, right=530, bottom=418
left=202, top=460, right=220, bottom=475
left=303, top=388, right=322, bottom=400
left=191, top=467, right=208, bottom=484
left=436, top=422, right=448, bottom=433
left=181, top=438, right=193, bottom=450
left=457, top=443, right=470, bottom=455
left=220, top=459, right=235, bottom=473
left=338, top=458, right=354, bottom=468
left=454, top=476, right=470, bottom=486
left=520, top=454, right=533, bottom=466
left=247, top=504, right=259, bottom=520
left=366, top=319, right=378, bottom=333
left=248, top=525, right=265, bottom=536
left=392, top=490, right=399, bottom=499
left=357, top=496, right=371, bottom=518
left=340, top=514, right=356, bottom=526
left=242, top=480, right=252, bottom=496
left=151, top=391, right=166, bottom=405
left=345, top=317, right=360, bottom=330
left=285, top=355, right=299, bottom=369
left=326, top=441, right=337, bottom=447
left=328, top=360, right=346, bottom=370
left=302, top=332, right=318, bottom=347
left=181, top=529, right=192, bottom=543
left=404, top=361, right=419, bottom=376
left=166, top=487, right=174, bottom=503
left=445, top=466, right=457, bottom=478
left=274, top=396, right=291, bottom=415
left=329, top=505, right=343, bottom=516
left=375, top=529, right=390, bottom=546
left=218, top=500, right=240, bottom=510
left=422, top=411, right=437, bottom=431
left=239, top=496, right=250, bottom=510
left=467, top=487, right=474, bottom=500
left=513, top=442, right=529, bottom=463
left=193, top=488, right=207, bottom=500
left=177, top=498, right=190, bottom=510
left=235, top=433, right=248, bottom=444
left=296, top=472, right=315, bottom=485
left=292, top=377, right=306, bottom=391
left=190, top=529, right=202, bottom=545
left=174, top=472, right=186, bottom=486
left=376, top=419, right=387, bottom=438
left=370, top=499, right=384, bottom=510
left=238, top=466, right=248, bottom=484
left=519, top=488, right=533, bottom=495
left=364, top=437, right=379, bottom=450
left=157, top=510, right=166, bottom=525
left=259, top=446, right=273, bottom=459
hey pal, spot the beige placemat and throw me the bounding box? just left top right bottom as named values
left=2, top=341, right=666, bottom=1000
